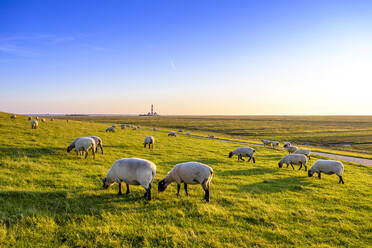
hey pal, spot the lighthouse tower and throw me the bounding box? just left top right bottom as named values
left=151, top=104, right=154, bottom=115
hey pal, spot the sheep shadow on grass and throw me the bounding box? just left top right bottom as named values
left=219, top=167, right=277, bottom=177
left=0, top=147, right=61, bottom=158
left=239, top=176, right=312, bottom=194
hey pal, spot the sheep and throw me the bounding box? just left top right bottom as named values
left=208, top=134, right=214, bottom=139
left=66, top=119, right=69, bottom=123
left=158, top=162, right=213, bottom=202
left=41, top=118, right=46, bottom=123
left=285, top=146, right=298, bottom=154
left=137, top=125, right=140, bottom=129
left=271, top=141, right=280, bottom=147
left=144, top=136, right=155, bottom=149
left=168, top=132, right=176, bottom=137
left=308, top=160, right=344, bottom=184
left=90, top=136, right=103, bottom=154
left=106, top=126, right=115, bottom=132
left=294, top=148, right=311, bottom=159
left=10, top=114, right=16, bottom=119
left=74, top=137, right=96, bottom=159
left=153, top=128, right=157, bottom=131
left=229, top=147, right=255, bottom=163
left=278, top=154, right=308, bottom=171
left=178, top=129, right=183, bottom=132
left=50, top=118, right=54, bottom=121
left=262, top=139, right=272, bottom=146
left=186, top=132, right=191, bottom=136
left=31, top=120, right=38, bottom=129
left=283, top=142, right=291, bottom=147
left=121, top=124, right=126, bottom=129
left=101, top=158, right=156, bottom=200
left=35, top=116, right=39, bottom=120
left=132, top=127, right=137, bottom=130
left=67, top=137, right=82, bottom=154
left=28, top=116, right=32, bottom=120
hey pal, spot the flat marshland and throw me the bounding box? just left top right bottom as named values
left=0, top=113, right=371, bottom=247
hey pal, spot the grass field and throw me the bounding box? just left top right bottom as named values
left=61, top=115, right=372, bottom=157
left=1, top=112, right=371, bottom=247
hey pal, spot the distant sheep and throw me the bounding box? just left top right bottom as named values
left=283, top=142, right=291, bottom=147
left=271, top=141, right=280, bottom=147
left=74, top=137, right=96, bottom=159
left=35, top=116, right=39, bottom=120
left=41, top=118, right=46, bottom=123
left=121, top=124, right=126, bottom=129
left=278, top=154, right=308, bottom=171
left=229, top=147, right=255, bottom=163
left=50, top=118, right=54, bottom=121
left=66, top=120, right=69, bottom=123
left=285, top=146, right=298, bottom=154
left=208, top=134, right=214, bottom=139
left=102, top=158, right=156, bottom=200
left=158, top=162, right=213, bottom=202
left=178, top=129, right=183, bottom=132
left=144, top=136, right=155, bottom=149
left=28, top=116, right=32, bottom=120
left=106, top=126, right=115, bottom=132
left=31, top=120, right=38, bottom=129
left=10, top=114, right=16, bottom=119
left=168, top=132, right=176, bottom=137
left=153, top=128, right=157, bottom=131
left=186, top=132, right=191, bottom=136
left=132, top=127, right=137, bottom=130
left=308, top=160, right=344, bottom=184
left=262, top=139, right=272, bottom=146
left=294, top=148, right=311, bottom=159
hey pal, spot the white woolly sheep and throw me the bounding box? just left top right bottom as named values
left=10, top=114, right=16, bottom=119
left=74, top=137, right=96, bottom=159
left=271, top=141, right=280, bottom=147
left=186, top=132, right=191, bottom=136
left=31, top=120, right=38, bottom=129
left=41, top=118, right=46, bottom=123
left=262, top=139, right=272, bottom=146
left=106, top=126, right=115, bottom=132
left=308, top=160, right=344, bottom=184
left=278, top=154, right=308, bottom=171
left=168, top=132, right=176, bottom=137
left=144, top=136, right=155, bottom=149
left=285, top=146, right=298, bottom=154
left=67, top=137, right=82, bottom=154
left=294, top=148, right=311, bottom=159
left=158, top=162, right=213, bottom=202
left=101, top=158, right=156, bottom=200
left=90, top=136, right=103, bottom=154
left=229, top=147, right=255, bottom=163
left=208, top=134, right=214, bottom=139
left=36, top=116, right=39, bottom=120
left=283, top=142, right=291, bottom=147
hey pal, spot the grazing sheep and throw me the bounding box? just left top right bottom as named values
left=278, top=154, right=308, bottom=171
left=90, top=136, right=103, bottom=154
left=10, top=114, right=16, bottom=119
left=283, top=142, right=291, bottom=147
left=294, top=148, right=311, bottom=159
left=229, top=147, right=255, bottom=163
left=158, top=162, right=213, bottom=202
left=208, top=134, right=214, bottom=139
left=31, top=120, right=38, bottom=129
left=28, top=116, right=32, bottom=120
left=74, top=137, right=96, bottom=159
left=271, top=141, right=280, bottom=147
left=285, top=146, right=298, bottom=154
left=153, top=128, right=157, bottom=131
left=101, top=158, right=156, bottom=200
left=132, top=127, right=137, bottom=130
left=168, top=132, right=176, bottom=137
left=36, top=116, right=39, bottom=120
left=186, top=132, right=191, bottom=136
left=50, top=118, right=54, bottom=121
left=106, top=126, right=115, bottom=132
left=41, top=118, right=46, bottom=123
left=137, top=125, right=140, bottom=129
left=178, top=129, right=183, bottom=132
left=308, top=160, right=344, bottom=184
left=262, top=139, right=272, bottom=146
left=67, top=137, right=82, bottom=154
left=66, top=120, right=69, bottom=123
left=144, top=136, right=155, bottom=149
left=121, top=124, right=126, bottom=129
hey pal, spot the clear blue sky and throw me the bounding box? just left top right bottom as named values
left=1, top=0, right=372, bottom=115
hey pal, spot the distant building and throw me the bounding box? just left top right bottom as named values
left=140, top=104, right=159, bottom=116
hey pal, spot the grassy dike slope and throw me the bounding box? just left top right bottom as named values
left=0, top=112, right=371, bottom=247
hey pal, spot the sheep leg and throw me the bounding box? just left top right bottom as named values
left=318, top=172, right=321, bottom=179
left=99, top=144, right=103, bottom=154
left=290, top=164, right=295, bottom=170
left=149, top=143, right=151, bottom=150
left=144, top=143, right=147, bottom=148
left=308, top=155, right=311, bottom=160
left=298, top=163, right=303, bottom=170
left=146, top=185, right=152, bottom=200
left=84, top=150, right=88, bottom=159
left=247, top=156, right=252, bottom=162
left=339, top=176, right=344, bottom=184
left=92, top=148, right=95, bottom=159
left=202, top=180, right=210, bottom=202
left=118, top=182, right=122, bottom=195
left=126, top=184, right=130, bottom=194
left=304, top=165, right=307, bottom=171
left=177, top=184, right=180, bottom=197
left=184, top=183, right=189, bottom=196
left=252, top=157, right=256, bottom=163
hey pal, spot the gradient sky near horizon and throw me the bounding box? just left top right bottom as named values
left=1, top=0, right=372, bottom=115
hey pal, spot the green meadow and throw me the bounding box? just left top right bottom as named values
left=0, top=112, right=371, bottom=247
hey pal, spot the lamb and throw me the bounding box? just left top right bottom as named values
left=168, top=132, right=176, bottom=137
left=144, top=136, right=155, bottom=149
left=74, top=137, right=96, bottom=159
left=158, top=162, right=213, bottom=202
left=31, top=120, right=38, bottom=129
left=101, top=158, right=156, bottom=200
left=228, top=147, right=255, bottom=163
left=106, top=126, right=115, bottom=132
left=278, top=154, right=308, bottom=171
left=294, top=148, right=311, bottom=159
left=308, top=160, right=344, bottom=184
left=208, top=134, right=214, bottom=139
left=90, top=136, right=103, bottom=154
left=283, top=142, right=291, bottom=147
left=271, top=141, right=280, bottom=147
left=285, top=146, right=298, bottom=154
left=10, top=114, right=16, bottom=119
left=262, top=139, right=272, bottom=146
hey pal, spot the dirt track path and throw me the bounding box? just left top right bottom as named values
left=146, top=128, right=372, bottom=167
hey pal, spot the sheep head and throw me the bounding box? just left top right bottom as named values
left=158, top=179, right=169, bottom=192
left=308, top=170, right=314, bottom=177
left=228, top=152, right=233, bottom=158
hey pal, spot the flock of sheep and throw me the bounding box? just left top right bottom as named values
left=11, top=114, right=346, bottom=202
